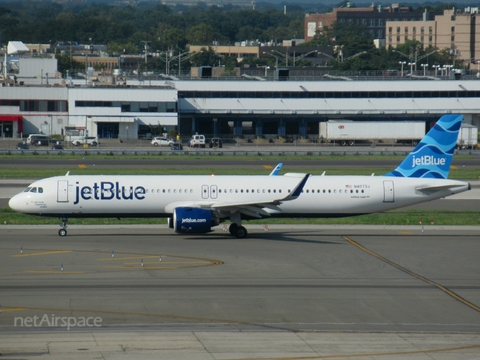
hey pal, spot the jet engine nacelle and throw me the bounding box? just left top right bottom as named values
left=173, top=207, right=219, bottom=234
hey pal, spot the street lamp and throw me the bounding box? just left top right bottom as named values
left=263, top=52, right=285, bottom=69
left=445, top=64, right=453, bottom=76
left=293, top=50, right=318, bottom=67
left=271, top=49, right=288, bottom=67
left=408, top=62, right=415, bottom=75
left=399, top=61, right=406, bottom=77
left=140, top=41, right=150, bottom=64
left=421, top=63, right=428, bottom=76
left=477, top=60, right=480, bottom=78
left=174, top=51, right=203, bottom=76
left=432, top=65, right=440, bottom=76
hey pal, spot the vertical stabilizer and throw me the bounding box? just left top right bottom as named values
left=384, top=114, right=463, bottom=179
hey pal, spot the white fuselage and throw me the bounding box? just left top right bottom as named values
left=8, top=175, right=470, bottom=219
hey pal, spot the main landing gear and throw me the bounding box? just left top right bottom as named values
left=59, top=217, right=68, bottom=236
left=228, top=223, right=248, bottom=238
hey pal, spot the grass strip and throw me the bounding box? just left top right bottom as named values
left=1, top=209, right=478, bottom=226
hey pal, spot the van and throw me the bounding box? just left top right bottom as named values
left=27, top=134, right=52, bottom=146
left=189, top=134, right=206, bottom=148
left=27, top=134, right=45, bottom=144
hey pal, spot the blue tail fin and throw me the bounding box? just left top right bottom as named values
left=384, top=114, right=463, bottom=179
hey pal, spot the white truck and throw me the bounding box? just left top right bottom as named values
left=319, top=120, right=425, bottom=146
left=189, top=134, right=206, bottom=148
left=457, top=123, right=478, bottom=149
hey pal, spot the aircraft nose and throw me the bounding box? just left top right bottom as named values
left=9, top=194, right=26, bottom=212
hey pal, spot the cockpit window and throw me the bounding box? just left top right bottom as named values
left=30, top=187, right=37, bottom=193
left=38, top=187, right=43, bottom=193
left=24, top=187, right=32, bottom=192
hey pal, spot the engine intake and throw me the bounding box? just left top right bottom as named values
left=173, top=207, right=219, bottom=234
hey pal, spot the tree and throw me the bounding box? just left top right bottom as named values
left=191, top=47, right=221, bottom=67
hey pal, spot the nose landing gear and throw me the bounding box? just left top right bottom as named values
left=59, top=217, right=68, bottom=236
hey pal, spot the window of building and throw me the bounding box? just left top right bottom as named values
left=389, top=27, right=392, bottom=34
left=421, top=27, right=424, bottom=34
left=451, top=26, right=455, bottom=33
left=413, top=27, right=416, bottom=34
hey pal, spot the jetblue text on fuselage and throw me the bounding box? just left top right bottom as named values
left=412, top=155, right=446, bottom=168
left=74, top=182, right=146, bottom=204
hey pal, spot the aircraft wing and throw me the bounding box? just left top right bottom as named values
left=210, top=173, right=309, bottom=218
left=165, top=174, right=309, bottom=217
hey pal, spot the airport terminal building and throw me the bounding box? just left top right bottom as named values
left=1, top=76, right=480, bottom=141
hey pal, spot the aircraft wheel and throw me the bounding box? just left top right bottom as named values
left=58, top=229, right=67, bottom=237
left=229, top=223, right=238, bottom=236
left=235, top=226, right=248, bottom=238
left=348, top=140, right=355, bottom=146
left=340, top=140, right=347, bottom=146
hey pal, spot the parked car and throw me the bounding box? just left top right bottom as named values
left=170, top=142, right=183, bottom=151
left=208, top=138, right=223, bottom=148
left=28, top=135, right=53, bottom=146
left=16, top=142, right=29, bottom=150
left=189, top=134, right=206, bottom=148
left=52, top=143, right=64, bottom=150
left=72, top=137, right=99, bottom=146
left=151, top=137, right=174, bottom=146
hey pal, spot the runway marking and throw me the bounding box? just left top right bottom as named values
left=343, top=236, right=480, bottom=314
left=97, top=255, right=160, bottom=261
left=399, top=231, right=412, bottom=235
left=78, top=164, right=87, bottom=168
left=263, top=165, right=273, bottom=169
left=253, top=343, right=480, bottom=359
left=24, top=270, right=85, bottom=274
left=0, top=307, right=28, bottom=312
left=12, top=250, right=71, bottom=257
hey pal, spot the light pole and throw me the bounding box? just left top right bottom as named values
left=477, top=60, right=480, bottom=78
left=140, top=41, right=150, bottom=64
left=445, top=64, right=453, bottom=77
left=408, top=62, right=415, bottom=76
left=292, top=50, right=318, bottom=67
left=399, top=61, right=406, bottom=77
left=263, top=52, right=285, bottom=69
left=421, top=63, right=428, bottom=76
left=270, top=50, right=288, bottom=67
left=432, top=64, right=440, bottom=76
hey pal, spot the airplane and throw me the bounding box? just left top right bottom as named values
left=9, top=114, right=470, bottom=238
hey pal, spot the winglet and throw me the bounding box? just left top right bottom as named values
left=269, top=163, right=283, bottom=176
left=281, top=173, right=310, bottom=201
left=384, top=114, right=463, bottom=179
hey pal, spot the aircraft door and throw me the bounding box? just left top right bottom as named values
left=201, top=185, right=209, bottom=199
left=383, top=180, right=394, bottom=202
left=210, top=185, right=218, bottom=199
left=57, top=180, right=69, bottom=202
